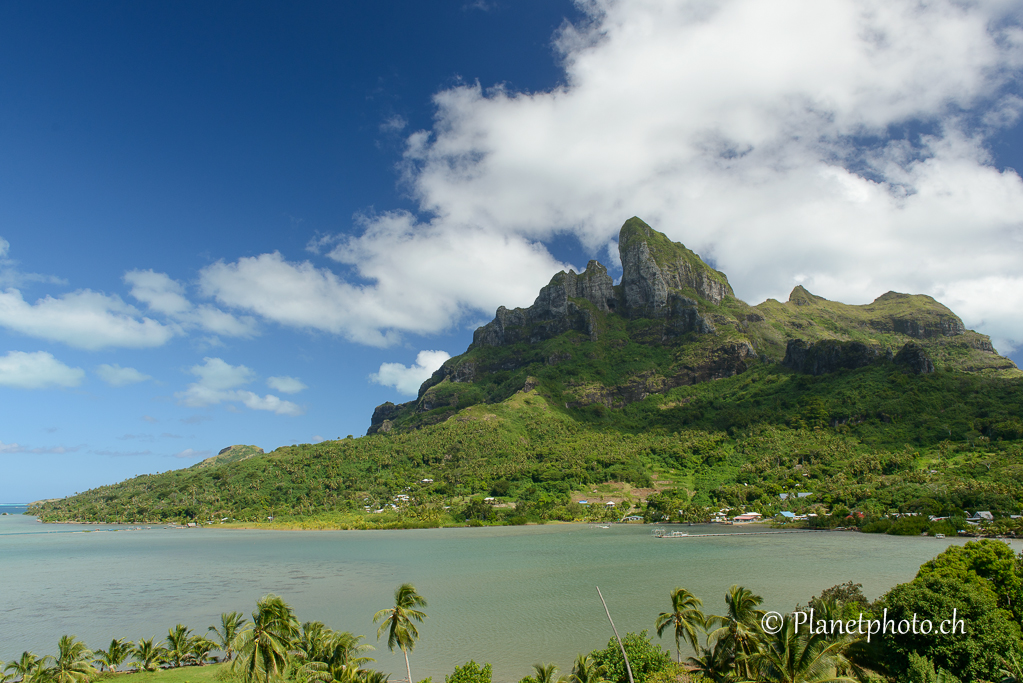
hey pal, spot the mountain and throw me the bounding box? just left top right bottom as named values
left=368, top=217, right=1016, bottom=435
left=29, top=219, right=1023, bottom=527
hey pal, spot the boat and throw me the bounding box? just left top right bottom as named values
left=653, top=529, right=689, bottom=538
left=935, top=533, right=945, bottom=539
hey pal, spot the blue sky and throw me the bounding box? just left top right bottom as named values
left=2, top=0, right=1023, bottom=503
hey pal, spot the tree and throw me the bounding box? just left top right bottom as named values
left=446, top=661, right=492, bottom=683
left=707, top=585, right=765, bottom=680
left=209, top=611, right=248, bottom=662
left=234, top=594, right=301, bottom=683
left=5, top=652, right=48, bottom=683
left=374, top=583, right=427, bottom=683
left=745, top=614, right=858, bottom=683
left=916, top=540, right=1021, bottom=616
left=655, top=588, right=705, bottom=664
left=876, top=574, right=1022, bottom=682
left=93, top=638, right=131, bottom=673
left=166, top=624, right=194, bottom=667
left=685, top=639, right=734, bottom=683
left=292, top=621, right=374, bottom=682
left=569, top=655, right=606, bottom=683
left=132, top=637, right=168, bottom=672
left=191, top=637, right=217, bottom=666
left=528, top=663, right=566, bottom=683
left=589, top=631, right=672, bottom=683
left=47, top=635, right=96, bottom=683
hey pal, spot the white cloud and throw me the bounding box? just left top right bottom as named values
left=370, top=349, right=452, bottom=396
left=267, top=376, right=307, bottom=394
left=175, top=357, right=304, bottom=416
left=174, top=448, right=211, bottom=459
left=96, top=364, right=153, bottom=387
left=0, top=237, right=66, bottom=288
left=199, top=216, right=569, bottom=347
left=326, top=0, right=1023, bottom=353
left=190, top=0, right=1023, bottom=354
left=380, top=115, right=408, bottom=133
left=125, top=269, right=257, bottom=338
left=0, top=440, right=81, bottom=454
left=0, top=351, right=85, bottom=389
left=0, top=288, right=176, bottom=350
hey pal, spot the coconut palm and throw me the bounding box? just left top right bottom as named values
left=191, top=637, right=217, bottom=666
left=132, top=637, right=168, bottom=672
left=46, top=635, right=96, bottom=683
left=166, top=625, right=194, bottom=667
left=531, top=663, right=567, bottom=683
left=93, top=638, right=131, bottom=673
left=373, top=583, right=427, bottom=683
left=569, top=654, right=606, bottom=683
left=746, top=614, right=858, bottom=683
left=209, top=612, right=248, bottom=662
left=5, top=652, right=48, bottom=683
left=655, top=587, right=705, bottom=664
left=292, top=622, right=374, bottom=683
left=234, top=594, right=301, bottom=683
left=360, top=671, right=390, bottom=683
left=707, top=585, right=765, bottom=680
left=685, top=639, right=735, bottom=683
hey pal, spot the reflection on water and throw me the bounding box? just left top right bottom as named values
left=2, top=515, right=1009, bottom=682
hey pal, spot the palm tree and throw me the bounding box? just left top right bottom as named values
left=531, top=663, right=568, bottom=683
left=191, top=637, right=217, bottom=666
left=209, top=612, right=248, bottom=662
left=360, top=671, right=390, bottom=683
left=569, top=654, right=606, bottom=683
left=685, top=639, right=734, bottom=683
left=234, top=594, right=301, bottom=683
left=373, top=583, right=427, bottom=683
left=93, top=638, right=131, bottom=673
left=5, top=652, right=48, bottom=683
left=47, top=635, right=96, bottom=683
left=655, top=587, right=705, bottom=664
left=132, top=637, right=168, bottom=672
left=305, top=624, right=374, bottom=679
left=166, top=624, right=194, bottom=667
left=746, top=614, right=858, bottom=683
left=707, top=585, right=765, bottom=680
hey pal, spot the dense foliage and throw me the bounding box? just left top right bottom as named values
left=30, top=362, right=1023, bottom=529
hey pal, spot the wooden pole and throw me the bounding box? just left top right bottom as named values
left=596, top=586, right=635, bottom=683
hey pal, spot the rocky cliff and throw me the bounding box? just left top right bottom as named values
left=368, top=217, right=1018, bottom=434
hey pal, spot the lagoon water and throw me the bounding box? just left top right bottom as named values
left=2, top=507, right=1011, bottom=682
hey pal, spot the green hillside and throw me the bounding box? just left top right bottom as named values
left=30, top=219, right=1023, bottom=528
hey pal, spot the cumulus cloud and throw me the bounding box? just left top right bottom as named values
left=189, top=0, right=1023, bottom=355
left=266, top=376, right=308, bottom=394
left=174, top=448, right=211, bottom=459
left=175, top=357, right=304, bottom=416
left=0, top=237, right=66, bottom=288
left=199, top=215, right=567, bottom=346
left=0, top=288, right=176, bottom=350
left=96, top=363, right=152, bottom=387
left=125, top=269, right=257, bottom=338
left=0, top=440, right=81, bottom=454
left=0, top=351, right=85, bottom=389
left=370, top=349, right=452, bottom=396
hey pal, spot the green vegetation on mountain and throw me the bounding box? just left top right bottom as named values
left=29, top=219, right=1023, bottom=527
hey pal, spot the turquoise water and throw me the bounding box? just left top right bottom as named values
left=1, top=513, right=1009, bottom=682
